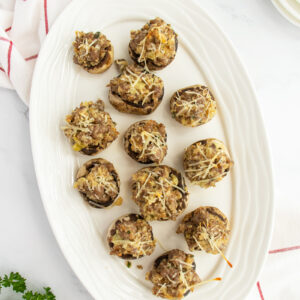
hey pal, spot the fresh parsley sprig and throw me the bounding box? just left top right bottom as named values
left=0, top=272, right=26, bottom=293
left=0, top=272, right=55, bottom=299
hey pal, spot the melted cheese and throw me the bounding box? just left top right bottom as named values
left=136, top=25, right=167, bottom=65
left=112, top=236, right=153, bottom=257
left=155, top=283, right=166, bottom=297
left=74, top=165, right=118, bottom=199
left=173, top=89, right=213, bottom=125
left=185, top=144, right=225, bottom=183
left=138, top=130, right=165, bottom=159
left=119, top=67, right=156, bottom=104
left=136, top=172, right=151, bottom=198
left=78, top=38, right=98, bottom=57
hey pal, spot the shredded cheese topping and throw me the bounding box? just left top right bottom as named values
left=130, top=18, right=177, bottom=69
left=74, top=163, right=119, bottom=203
left=73, top=31, right=111, bottom=69
left=78, top=38, right=98, bottom=57
left=62, top=100, right=119, bottom=153
left=109, top=216, right=155, bottom=258
left=177, top=206, right=231, bottom=268
left=183, top=139, right=232, bottom=188
left=132, top=166, right=187, bottom=221
left=170, top=86, right=216, bottom=127
left=109, top=62, right=164, bottom=107
left=129, top=125, right=167, bottom=163
left=147, top=250, right=201, bottom=299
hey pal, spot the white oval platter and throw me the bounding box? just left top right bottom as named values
left=29, top=0, right=274, bottom=299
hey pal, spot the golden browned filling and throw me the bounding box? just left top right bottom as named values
left=146, top=249, right=201, bottom=299
left=183, top=139, right=232, bottom=188
left=62, top=100, right=119, bottom=155
left=124, top=120, right=167, bottom=164
left=129, top=17, right=177, bottom=70
left=170, top=85, right=216, bottom=127
left=73, top=31, right=112, bottom=70
left=109, top=60, right=164, bottom=108
left=74, top=158, right=120, bottom=208
left=107, top=214, right=156, bottom=259
left=131, top=165, right=188, bottom=221
left=177, top=206, right=230, bottom=255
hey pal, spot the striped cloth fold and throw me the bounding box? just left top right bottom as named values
left=0, top=0, right=70, bottom=104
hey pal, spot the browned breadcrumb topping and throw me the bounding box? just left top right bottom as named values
left=73, top=31, right=112, bottom=69
left=170, top=85, right=216, bottom=127
left=131, top=165, right=188, bottom=221
left=74, top=158, right=119, bottom=208
left=177, top=206, right=230, bottom=255
left=183, top=139, right=232, bottom=188
left=124, top=120, right=167, bottom=164
left=146, top=249, right=201, bottom=299
left=108, top=214, right=156, bottom=259
left=62, top=100, right=119, bottom=155
left=129, top=17, right=177, bottom=70
left=109, top=60, right=164, bottom=109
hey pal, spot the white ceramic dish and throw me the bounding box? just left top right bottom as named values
left=29, top=0, right=274, bottom=299
left=271, top=0, right=300, bottom=27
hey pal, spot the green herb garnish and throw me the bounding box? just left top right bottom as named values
left=94, top=32, right=100, bottom=38
left=0, top=272, right=55, bottom=299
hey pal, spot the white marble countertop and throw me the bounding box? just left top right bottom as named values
left=0, top=0, right=299, bottom=299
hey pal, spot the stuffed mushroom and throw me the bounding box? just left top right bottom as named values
left=62, top=99, right=119, bottom=155
left=177, top=206, right=232, bottom=268
left=74, top=158, right=120, bottom=208
left=131, top=165, right=188, bottom=221
left=124, top=120, right=167, bottom=164
left=146, top=249, right=201, bottom=299
left=73, top=31, right=114, bottom=73
left=183, top=139, right=232, bottom=188
left=170, top=85, right=216, bottom=127
left=108, top=59, right=164, bottom=115
left=107, top=213, right=156, bottom=259
left=129, top=17, right=178, bottom=71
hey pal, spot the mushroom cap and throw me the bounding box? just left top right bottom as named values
left=75, top=158, right=120, bottom=208
left=131, top=165, right=189, bottom=221
left=183, top=138, right=232, bottom=188
left=177, top=206, right=230, bottom=254
left=108, top=87, right=164, bottom=115
left=124, top=120, right=167, bottom=164
left=170, top=84, right=217, bottom=127
left=146, top=249, right=201, bottom=299
left=85, top=44, right=114, bottom=74
left=107, top=213, right=155, bottom=259
left=128, top=31, right=178, bottom=71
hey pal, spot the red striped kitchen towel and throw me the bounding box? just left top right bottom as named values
left=0, top=0, right=70, bottom=104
